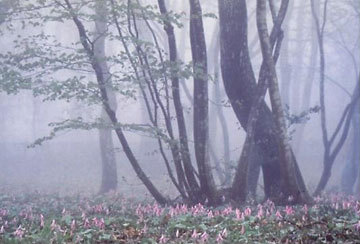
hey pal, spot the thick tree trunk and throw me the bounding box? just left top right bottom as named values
left=189, top=0, right=217, bottom=204
left=218, top=0, right=282, bottom=200
left=94, top=2, right=118, bottom=194
left=218, top=0, right=310, bottom=204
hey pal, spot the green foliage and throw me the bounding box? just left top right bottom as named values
left=0, top=190, right=359, bottom=243
left=0, top=0, right=194, bottom=146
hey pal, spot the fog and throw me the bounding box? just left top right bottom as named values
left=0, top=0, right=358, bottom=201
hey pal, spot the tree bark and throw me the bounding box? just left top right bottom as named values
left=94, top=1, right=118, bottom=194
left=341, top=108, right=359, bottom=194
left=256, top=0, right=309, bottom=203
left=189, top=0, right=217, bottom=204
left=157, top=0, right=201, bottom=202
left=218, top=0, right=282, bottom=200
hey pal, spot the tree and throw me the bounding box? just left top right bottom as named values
left=218, top=0, right=311, bottom=203
left=188, top=0, right=218, bottom=204
left=94, top=1, right=118, bottom=194
left=256, top=0, right=310, bottom=203
left=311, top=0, right=360, bottom=195
left=341, top=101, right=360, bottom=194
left=1, top=0, right=317, bottom=205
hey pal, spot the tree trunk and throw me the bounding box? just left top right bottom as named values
left=66, top=0, right=168, bottom=205
left=290, top=1, right=306, bottom=114
left=94, top=2, right=118, bottom=194
left=157, top=0, right=201, bottom=202
left=189, top=0, right=217, bottom=204
left=218, top=0, right=283, bottom=201
left=279, top=0, right=293, bottom=107
left=256, top=0, right=309, bottom=204
left=311, top=0, right=360, bottom=195
left=314, top=80, right=360, bottom=195
left=294, top=2, right=319, bottom=152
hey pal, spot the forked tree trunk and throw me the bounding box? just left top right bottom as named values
left=231, top=0, right=289, bottom=202
left=256, top=0, right=310, bottom=204
left=311, top=0, right=360, bottom=195
left=189, top=0, right=218, bottom=204
left=218, top=0, right=279, bottom=201
left=94, top=2, right=118, bottom=194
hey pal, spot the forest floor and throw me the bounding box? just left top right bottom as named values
left=0, top=189, right=359, bottom=243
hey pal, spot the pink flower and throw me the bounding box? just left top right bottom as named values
left=71, top=220, right=76, bottom=231
left=303, top=204, right=308, bottom=213
left=159, top=234, right=168, bottom=243
left=285, top=206, right=294, bottom=216
left=222, top=206, right=232, bottom=215
left=275, top=210, right=282, bottom=220
left=14, top=225, right=25, bottom=239
left=240, top=225, right=245, bottom=234
left=343, top=201, right=351, bottom=209
left=302, top=215, right=307, bottom=222
left=0, top=225, right=4, bottom=233
left=200, top=231, right=209, bottom=242
left=92, top=217, right=105, bottom=229
left=84, top=218, right=91, bottom=228
left=0, top=209, right=8, bottom=217
left=235, top=208, right=242, bottom=220
left=191, top=229, right=199, bottom=239
left=142, top=223, right=148, bottom=234
left=50, top=220, right=57, bottom=231
left=257, top=207, right=264, bottom=219
left=208, top=210, right=214, bottom=218
left=216, top=232, right=224, bottom=243
left=354, top=221, right=360, bottom=231
left=221, top=228, right=228, bottom=238
left=287, top=195, right=294, bottom=202
left=40, top=214, right=44, bottom=228
left=244, top=207, right=252, bottom=217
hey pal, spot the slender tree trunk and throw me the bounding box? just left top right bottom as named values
left=66, top=0, right=168, bottom=205
left=94, top=2, right=118, bottom=194
left=256, top=0, right=309, bottom=203
left=279, top=0, right=293, bottom=107
left=189, top=0, right=217, bottom=204
left=311, top=0, right=360, bottom=195
left=341, top=105, right=360, bottom=194
left=157, top=0, right=201, bottom=202
left=294, top=2, right=319, bottom=152
left=290, top=1, right=306, bottom=114
left=314, top=80, right=360, bottom=195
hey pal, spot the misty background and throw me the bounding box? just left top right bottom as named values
left=0, top=0, right=358, bottom=198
